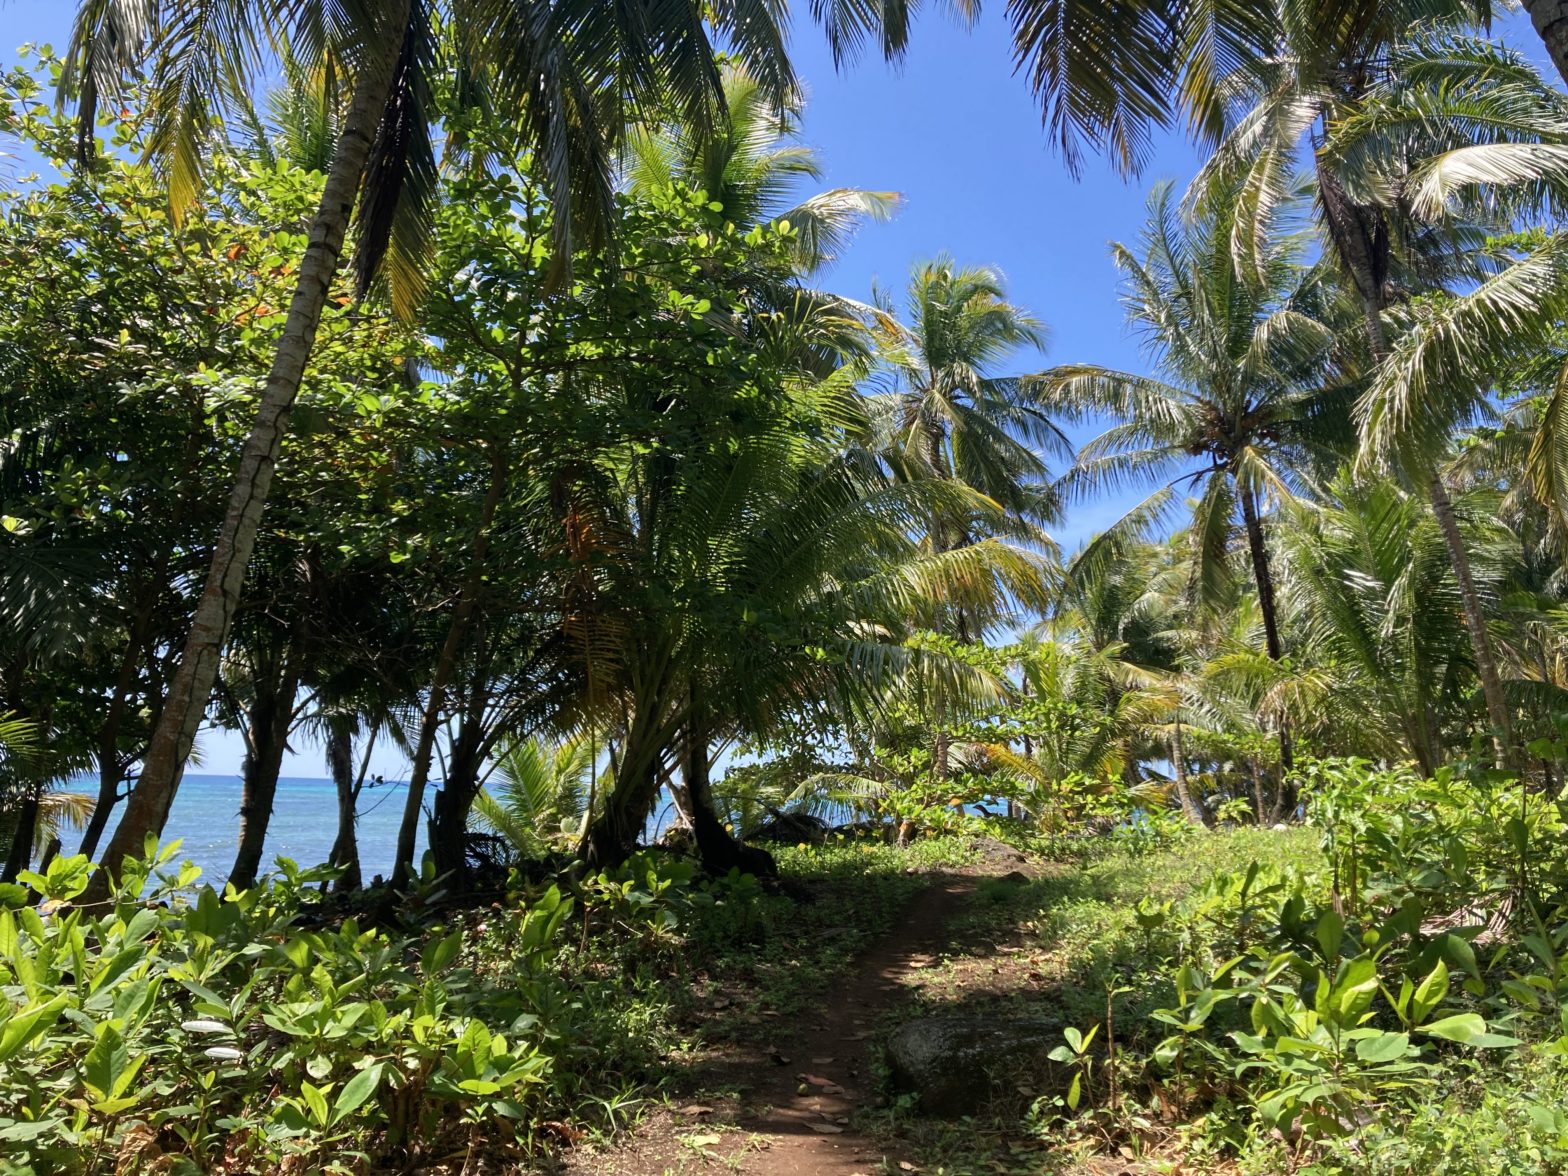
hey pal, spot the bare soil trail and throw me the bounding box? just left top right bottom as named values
left=558, top=870, right=991, bottom=1176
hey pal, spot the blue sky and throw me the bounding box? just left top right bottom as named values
left=2, top=4, right=1552, bottom=775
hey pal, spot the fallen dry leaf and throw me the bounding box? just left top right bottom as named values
left=686, top=1133, right=723, bottom=1148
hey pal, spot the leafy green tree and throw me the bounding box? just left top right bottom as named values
left=64, top=0, right=799, bottom=898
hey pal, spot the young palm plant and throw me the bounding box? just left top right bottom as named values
left=472, top=735, right=597, bottom=857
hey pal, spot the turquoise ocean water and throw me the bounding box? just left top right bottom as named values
left=66, top=774, right=425, bottom=889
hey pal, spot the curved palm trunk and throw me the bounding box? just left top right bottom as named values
left=1428, top=477, right=1515, bottom=761
left=581, top=664, right=682, bottom=870
left=1, top=790, right=39, bottom=883
left=391, top=452, right=507, bottom=889
left=326, top=724, right=364, bottom=892
left=228, top=663, right=300, bottom=891
left=84, top=8, right=411, bottom=904
left=428, top=674, right=492, bottom=886
left=682, top=702, right=775, bottom=877
left=1318, top=155, right=1516, bottom=768
left=1239, top=488, right=1294, bottom=793
left=1170, top=717, right=1206, bottom=826
left=1524, top=1, right=1568, bottom=89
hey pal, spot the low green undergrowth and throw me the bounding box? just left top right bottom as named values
left=0, top=832, right=975, bottom=1174
left=934, top=757, right=1568, bottom=1174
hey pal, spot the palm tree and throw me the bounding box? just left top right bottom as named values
left=1042, top=182, right=1351, bottom=774
left=1524, top=1, right=1568, bottom=89
left=65, top=0, right=798, bottom=898
left=868, top=257, right=1064, bottom=591
left=1336, top=36, right=1568, bottom=758
left=622, top=62, right=898, bottom=278
left=1279, top=473, right=1493, bottom=773
left=862, top=256, right=1062, bottom=793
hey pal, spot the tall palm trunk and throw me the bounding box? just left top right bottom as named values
left=682, top=694, right=775, bottom=876
left=1318, top=156, right=1516, bottom=766
left=391, top=450, right=507, bottom=888
left=1428, top=477, right=1515, bottom=760
left=228, top=660, right=302, bottom=890
left=1524, top=1, right=1568, bottom=89
left=581, top=663, right=680, bottom=870
left=1239, top=486, right=1294, bottom=787
left=326, top=723, right=364, bottom=891
left=1170, top=715, right=1205, bottom=826
left=84, top=9, right=411, bottom=903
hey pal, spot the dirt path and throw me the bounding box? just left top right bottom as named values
left=559, top=872, right=984, bottom=1176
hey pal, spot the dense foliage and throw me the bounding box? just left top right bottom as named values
left=7, top=0, right=1568, bottom=1171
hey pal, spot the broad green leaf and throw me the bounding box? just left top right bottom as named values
left=83, top=1024, right=129, bottom=1101
left=0, top=994, right=71, bottom=1064
left=300, top=1080, right=330, bottom=1126
left=1411, top=961, right=1449, bottom=1024
left=1354, top=1031, right=1409, bottom=1063
left=332, top=1063, right=385, bottom=1124
left=1315, top=909, right=1344, bottom=962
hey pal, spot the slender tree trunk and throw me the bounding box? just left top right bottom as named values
left=326, top=723, right=363, bottom=891
left=80, top=599, right=155, bottom=861
left=581, top=671, right=679, bottom=870
left=391, top=450, right=507, bottom=889
left=1318, top=152, right=1515, bottom=767
left=77, top=763, right=124, bottom=865
left=1524, top=0, right=1568, bottom=89
left=1429, top=476, right=1515, bottom=762
left=1171, top=717, right=1205, bottom=826
left=1, top=791, right=39, bottom=882
left=1239, top=488, right=1295, bottom=794
left=228, top=661, right=302, bottom=890
left=429, top=675, right=490, bottom=885
left=83, top=7, right=410, bottom=904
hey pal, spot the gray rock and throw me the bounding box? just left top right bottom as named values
left=884, top=1016, right=1060, bottom=1116
left=966, top=836, right=1028, bottom=867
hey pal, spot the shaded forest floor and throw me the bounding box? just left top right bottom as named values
left=548, top=830, right=1318, bottom=1176
left=551, top=839, right=1110, bottom=1176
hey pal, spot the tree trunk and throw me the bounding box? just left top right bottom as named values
left=1171, top=717, right=1205, bottom=826
left=326, top=723, right=363, bottom=892
left=83, top=6, right=410, bottom=904
left=428, top=676, right=490, bottom=885
left=391, top=449, right=507, bottom=889
left=580, top=675, right=679, bottom=871
left=1, top=791, right=39, bottom=882
left=682, top=709, right=775, bottom=877
left=79, top=590, right=158, bottom=861
left=77, top=762, right=124, bottom=865
left=1319, top=155, right=1515, bottom=768
left=1524, top=0, right=1568, bottom=89
left=228, top=662, right=302, bottom=890
left=1428, top=475, right=1515, bottom=763
left=1239, top=487, right=1294, bottom=789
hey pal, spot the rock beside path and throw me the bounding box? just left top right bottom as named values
left=884, top=1016, right=1060, bottom=1116
left=966, top=836, right=1029, bottom=868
